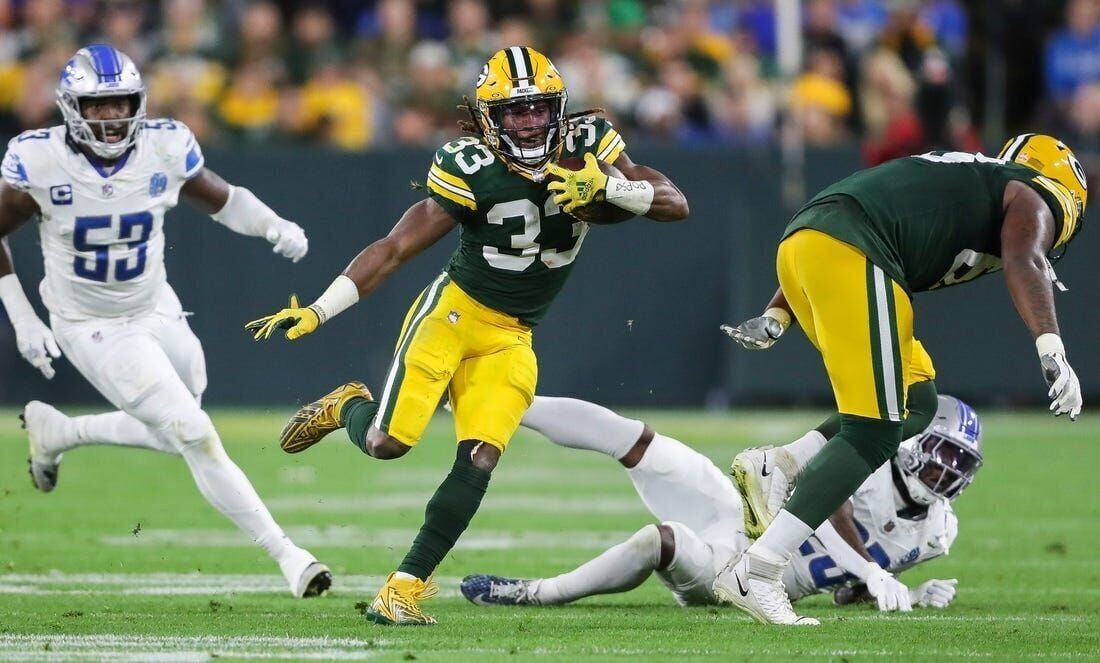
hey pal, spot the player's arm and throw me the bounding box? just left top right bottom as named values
left=0, top=181, right=62, bottom=378
left=720, top=287, right=793, bottom=349
left=1000, top=180, right=1081, bottom=420
left=180, top=167, right=308, bottom=263
left=815, top=503, right=912, bottom=612
left=544, top=151, right=689, bottom=222
left=247, top=199, right=457, bottom=341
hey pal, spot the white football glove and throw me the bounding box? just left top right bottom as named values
left=721, top=308, right=791, bottom=350
left=13, top=314, right=62, bottom=379
left=909, top=578, right=958, bottom=609
left=1037, top=334, right=1082, bottom=420
left=864, top=562, right=912, bottom=612
left=265, top=221, right=309, bottom=263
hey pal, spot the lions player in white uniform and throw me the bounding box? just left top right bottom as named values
left=460, top=395, right=977, bottom=612
left=0, top=45, right=329, bottom=597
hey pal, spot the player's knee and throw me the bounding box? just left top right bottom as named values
left=164, top=409, right=221, bottom=456
left=458, top=439, right=501, bottom=473
left=364, top=429, right=411, bottom=460
left=839, top=414, right=904, bottom=469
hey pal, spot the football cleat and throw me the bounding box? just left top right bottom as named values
left=279, top=381, right=372, bottom=454
left=365, top=572, right=440, bottom=626
left=712, top=552, right=819, bottom=626
left=280, top=548, right=333, bottom=598
left=460, top=575, right=537, bottom=606
left=731, top=446, right=799, bottom=539
left=22, top=401, right=68, bottom=493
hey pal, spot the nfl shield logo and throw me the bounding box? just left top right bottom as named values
left=101, top=183, right=114, bottom=198
left=149, top=172, right=167, bottom=197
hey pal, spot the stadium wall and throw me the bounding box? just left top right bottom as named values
left=2, top=147, right=1096, bottom=408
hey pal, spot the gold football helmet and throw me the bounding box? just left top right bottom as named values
left=473, top=46, right=568, bottom=176
left=999, top=134, right=1087, bottom=247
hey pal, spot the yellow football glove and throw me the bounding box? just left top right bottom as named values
left=245, top=295, right=320, bottom=341
left=545, top=152, right=609, bottom=213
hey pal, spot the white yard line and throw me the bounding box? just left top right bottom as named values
left=98, top=526, right=634, bottom=550
left=0, top=634, right=382, bottom=662
left=265, top=493, right=645, bottom=514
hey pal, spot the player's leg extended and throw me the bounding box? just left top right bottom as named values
left=520, top=396, right=644, bottom=461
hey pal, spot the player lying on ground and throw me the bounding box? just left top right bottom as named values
left=246, top=46, right=689, bottom=625
left=460, top=394, right=977, bottom=611
left=711, top=135, right=1086, bottom=625
left=0, top=45, right=329, bottom=597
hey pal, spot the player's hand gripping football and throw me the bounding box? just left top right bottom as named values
left=721, top=313, right=789, bottom=350
left=246, top=295, right=319, bottom=341
left=909, top=578, right=958, bottom=609
left=863, top=562, right=913, bottom=612
left=1037, top=335, right=1082, bottom=420
left=265, top=221, right=309, bottom=263
left=545, top=153, right=608, bottom=213
left=13, top=315, right=62, bottom=379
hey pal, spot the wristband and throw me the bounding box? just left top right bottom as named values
left=1035, top=333, right=1065, bottom=358
left=763, top=306, right=792, bottom=331
left=604, top=175, right=654, bottom=215
left=308, top=275, right=359, bottom=324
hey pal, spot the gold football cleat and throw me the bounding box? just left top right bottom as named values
left=365, top=572, right=440, bottom=626
left=280, top=381, right=373, bottom=454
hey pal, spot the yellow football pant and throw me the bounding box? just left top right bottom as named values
left=777, top=229, right=915, bottom=422
left=375, top=273, right=537, bottom=451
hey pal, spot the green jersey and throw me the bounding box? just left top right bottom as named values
left=783, top=151, right=1080, bottom=293
left=426, top=117, right=627, bottom=324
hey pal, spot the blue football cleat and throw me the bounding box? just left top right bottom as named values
left=460, top=575, right=537, bottom=606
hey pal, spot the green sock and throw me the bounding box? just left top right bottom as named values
left=340, top=397, right=379, bottom=454
left=815, top=380, right=939, bottom=440
left=785, top=415, right=903, bottom=527
left=398, top=443, right=491, bottom=580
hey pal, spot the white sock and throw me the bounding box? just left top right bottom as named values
left=748, top=509, right=814, bottom=564
left=521, top=396, right=644, bottom=460
left=63, top=411, right=177, bottom=454
left=531, top=525, right=660, bottom=604
left=175, top=430, right=295, bottom=562
left=627, top=434, right=730, bottom=528
left=782, top=430, right=828, bottom=474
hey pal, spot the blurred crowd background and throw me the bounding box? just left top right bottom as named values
left=0, top=0, right=1097, bottom=163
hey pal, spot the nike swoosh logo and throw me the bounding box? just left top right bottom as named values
left=761, top=453, right=771, bottom=477
left=736, top=573, right=749, bottom=597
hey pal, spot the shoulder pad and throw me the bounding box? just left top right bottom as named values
left=144, top=119, right=205, bottom=180
left=427, top=138, right=488, bottom=211
left=2, top=129, right=55, bottom=191
left=562, top=116, right=626, bottom=163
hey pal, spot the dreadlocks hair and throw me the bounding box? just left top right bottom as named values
left=456, top=96, right=606, bottom=135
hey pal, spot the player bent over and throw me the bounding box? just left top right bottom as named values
left=0, top=45, right=328, bottom=597
left=461, top=393, right=976, bottom=612
left=247, top=46, right=689, bottom=625
left=713, top=136, right=1085, bottom=625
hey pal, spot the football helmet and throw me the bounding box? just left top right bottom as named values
left=896, top=395, right=983, bottom=505
left=473, top=46, right=568, bottom=177
left=56, top=44, right=147, bottom=159
left=998, top=134, right=1087, bottom=247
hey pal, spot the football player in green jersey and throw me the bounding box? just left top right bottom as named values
left=713, top=135, right=1087, bottom=625
left=246, top=46, right=688, bottom=625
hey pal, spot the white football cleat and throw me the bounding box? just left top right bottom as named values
left=731, top=446, right=799, bottom=539
left=713, top=552, right=819, bottom=626
left=22, top=401, right=69, bottom=493
left=280, top=548, right=333, bottom=598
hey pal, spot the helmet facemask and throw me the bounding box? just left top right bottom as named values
left=897, top=431, right=983, bottom=504
left=58, top=90, right=146, bottom=160
left=478, top=91, right=567, bottom=174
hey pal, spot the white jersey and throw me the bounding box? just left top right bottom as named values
left=1, top=120, right=204, bottom=320
left=783, top=463, right=958, bottom=601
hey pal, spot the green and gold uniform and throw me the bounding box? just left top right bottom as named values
left=778, top=151, right=1081, bottom=422
left=375, top=117, right=627, bottom=450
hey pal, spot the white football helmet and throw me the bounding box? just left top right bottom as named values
left=896, top=395, right=984, bottom=505
left=56, top=44, right=146, bottom=159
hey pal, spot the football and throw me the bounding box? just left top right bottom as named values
left=551, top=156, right=637, bottom=225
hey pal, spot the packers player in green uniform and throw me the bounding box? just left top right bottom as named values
left=246, top=46, right=688, bottom=625
left=713, top=135, right=1087, bottom=625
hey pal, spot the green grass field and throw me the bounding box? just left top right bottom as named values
left=1, top=407, right=1098, bottom=661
